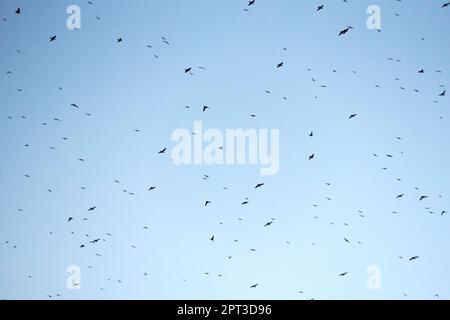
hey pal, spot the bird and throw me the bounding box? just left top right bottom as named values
left=418, top=69, right=424, bottom=73
left=439, top=90, right=446, bottom=96
left=276, top=62, right=284, bottom=68
left=117, top=38, right=122, bottom=43
left=339, top=272, right=348, bottom=277
left=255, top=183, right=265, bottom=188
left=88, top=206, right=96, bottom=211
left=419, top=196, right=428, bottom=201
left=15, top=7, right=21, bottom=14
left=309, top=153, right=315, bottom=160
left=158, top=148, right=167, bottom=154
left=148, top=187, right=156, bottom=191
left=317, top=5, right=324, bottom=11
left=338, top=26, right=353, bottom=36
left=184, top=67, right=192, bottom=73
left=68, top=217, right=73, bottom=222
left=396, top=194, right=404, bottom=198
left=205, top=201, right=212, bottom=207
left=348, top=114, right=358, bottom=119
left=210, top=235, right=214, bottom=241
left=409, top=256, right=420, bottom=261
left=250, top=283, right=258, bottom=288
left=264, top=221, right=273, bottom=227
left=202, top=106, right=210, bottom=112
left=49, top=35, right=56, bottom=42
left=248, top=0, right=255, bottom=6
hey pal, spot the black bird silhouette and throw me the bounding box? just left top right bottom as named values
left=117, top=38, right=122, bottom=43
left=338, top=26, right=353, bottom=36
left=158, top=148, right=167, bottom=154
left=348, top=113, right=357, bottom=119
left=250, top=283, right=258, bottom=288
left=205, top=201, right=212, bottom=207
left=248, top=0, right=255, bottom=6
left=396, top=194, right=404, bottom=198
left=255, top=183, right=265, bottom=188
left=409, top=256, right=419, bottom=261
left=339, top=272, right=348, bottom=277
left=50, top=35, right=56, bottom=42
left=15, top=7, right=21, bottom=14
left=202, top=105, right=210, bottom=112
left=184, top=67, right=192, bottom=73
left=439, top=90, right=446, bottom=96
left=317, top=5, right=324, bottom=11
left=309, top=153, right=315, bottom=160
left=210, top=235, right=214, bottom=241
left=276, top=62, right=284, bottom=68
left=264, top=221, right=273, bottom=227
left=88, top=206, right=96, bottom=211
left=148, top=187, right=156, bottom=191
left=419, top=196, right=428, bottom=201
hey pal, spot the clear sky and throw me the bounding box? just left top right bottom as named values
left=0, top=0, right=449, bottom=300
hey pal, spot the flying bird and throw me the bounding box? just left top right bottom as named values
left=338, top=26, right=353, bottom=36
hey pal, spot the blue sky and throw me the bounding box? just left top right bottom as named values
left=0, top=0, right=449, bottom=299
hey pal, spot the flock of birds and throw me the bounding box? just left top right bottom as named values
left=1, top=0, right=449, bottom=300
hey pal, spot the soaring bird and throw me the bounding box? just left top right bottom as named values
left=409, top=256, right=419, bottom=261
left=276, top=62, right=284, bottom=68
left=158, top=148, right=167, bottom=154
left=348, top=113, right=358, bottom=119
left=439, top=90, right=446, bottom=96
left=255, top=183, right=265, bottom=188
left=88, top=206, right=96, bottom=211
left=396, top=194, right=404, bottom=198
left=339, top=272, right=348, bottom=277
left=184, top=67, right=192, bottom=73
left=309, top=153, right=315, bottom=160
left=49, top=35, right=56, bottom=42
left=148, top=187, right=156, bottom=191
left=338, top=26, right=353, bottom=36
left=419, top=196, right=428, bottom=201
left=264, top=221, right=273, bottom=227
left=117, top=38, right=122, bottom=43
left=248, top=0, right=255, bottom=6
left=317, top=5, right=324, bottom=11
left=250, top=283, right=258, bottom=288
left=68, top=217, right=73, bottom=222
left=202, top=105, right=210, bottom=112
left=210, top=235, right=214, bottom=241
left=15, top=7, right=21, bottom=14
left=205, top=201, right=212, bottom=207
